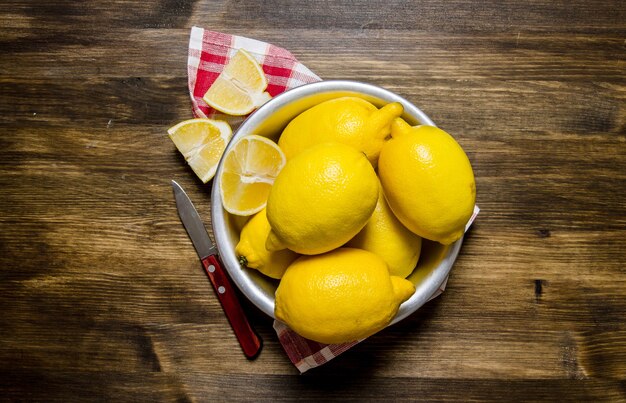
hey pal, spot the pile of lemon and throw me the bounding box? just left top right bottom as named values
left=169, top=50, right=476, bottom=344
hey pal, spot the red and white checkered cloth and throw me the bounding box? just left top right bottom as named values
left=187, top=27, right=479, bottom=373
left=188, top=26, right=320, bottom=124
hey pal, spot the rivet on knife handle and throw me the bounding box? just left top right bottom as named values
left=201, top=254, right=262, bottom=359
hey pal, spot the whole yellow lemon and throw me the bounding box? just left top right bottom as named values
left=235, top=208, right=299, bottom=279
left=275, top=248, right=415, bottom=344
left=278, top=97, right=403, bottom=167
left=347, top=181, right=422, bottom=278
left=265, top=142, right=378, bottom=255
left=378, top=118, right=476, bottom=245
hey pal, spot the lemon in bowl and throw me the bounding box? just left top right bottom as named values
left=211, top=80, right=468, bottom=328
left=265, top=142, right=379, bottom=255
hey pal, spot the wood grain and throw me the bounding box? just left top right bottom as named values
left=1, top=0, right=625, bottom=401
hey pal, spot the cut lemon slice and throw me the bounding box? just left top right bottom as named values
left=168, top=118, right=232, bottom=183
left=224, top=49, right=268, bottom=92
left=203, top=49, right=272, bottom=116
left=219, top=135, right=286, bottom=216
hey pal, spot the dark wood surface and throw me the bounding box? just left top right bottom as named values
left=1, top=0, right=625, bottom=401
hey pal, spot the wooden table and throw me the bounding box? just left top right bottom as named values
left=2, top=1, right=624, bottom=400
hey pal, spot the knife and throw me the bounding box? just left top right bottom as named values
left=171, top=180, right=262, bottom=359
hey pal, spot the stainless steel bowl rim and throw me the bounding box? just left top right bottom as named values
left=211, top=80, right=463, bottom=325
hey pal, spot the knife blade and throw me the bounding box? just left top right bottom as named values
left=171, top=180, right=262, bottom=359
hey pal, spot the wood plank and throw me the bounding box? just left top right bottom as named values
left=1, top=0, right=625, bottom=32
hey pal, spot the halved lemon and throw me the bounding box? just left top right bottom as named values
left=168, top=118, right=232, bottom=183
left=203, top=49, right=272, bottom=116
left=219, top=135, right=286, bottom=216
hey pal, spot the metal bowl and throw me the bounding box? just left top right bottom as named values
left=211, top=80, right=463, bottom=325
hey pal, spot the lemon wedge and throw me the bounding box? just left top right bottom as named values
left=168, top=118, right=232, bottom=183
left=219, top=135, right=285, bottom=216
left=203, top=49, right=271, bottom=116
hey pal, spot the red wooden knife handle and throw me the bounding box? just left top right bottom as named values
left=201, top=254, right=262, bottom=359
